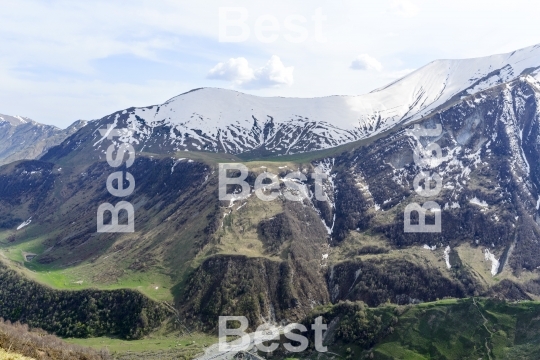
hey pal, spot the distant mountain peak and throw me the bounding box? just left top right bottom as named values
left=0, top=114, right=87, bottom=166
left=0, top=114, right=37, bottom=127
left=73, top=44, right=540, bottom=157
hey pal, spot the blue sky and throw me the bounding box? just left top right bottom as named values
left=1, top=0, right=539, bottom=128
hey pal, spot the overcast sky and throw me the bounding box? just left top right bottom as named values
left=1, top=0, right=539, bottom=128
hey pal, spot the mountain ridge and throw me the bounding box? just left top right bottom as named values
left=45, top=43, right=540, bottom=160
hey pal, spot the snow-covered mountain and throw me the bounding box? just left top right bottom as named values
left=91, top=44, right=540, bottom=156
left=4, top=43, right=540, bottom=337
left=0, top=114, right=87, bottom=166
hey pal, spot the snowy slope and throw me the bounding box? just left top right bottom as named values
left=104, top=44, right=540, bottom=155
left=364, top=43, right=540, bottom=123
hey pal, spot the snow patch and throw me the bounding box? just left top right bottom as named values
left=470, top=197, right=488, bottom=208
left=484, top=249, right=500, bottom=276
left=171, top=158, right=186, bottom=173
left=17, top=218, right=32, bottom=230
left=444, top=246, right=451, bottom=269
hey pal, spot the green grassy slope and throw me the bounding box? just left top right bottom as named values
left=373, top=298, right=540, bottom=359
left=299, top=298, right=540, bottom=360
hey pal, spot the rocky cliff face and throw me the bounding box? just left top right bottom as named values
left=327, top=75, right=540, bottom=261
left=181, top=201, right=330, bottom=330
left=315, top=75, right=540, bottom=306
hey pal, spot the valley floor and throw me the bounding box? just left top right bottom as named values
left=64, top=333, right=215, bottom=360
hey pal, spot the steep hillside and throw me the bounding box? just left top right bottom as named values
left=0, top=261, right=170, bottom=339
left=292, top=298, right=540, bottom=359
left=308, top=75, right=540, bottom=318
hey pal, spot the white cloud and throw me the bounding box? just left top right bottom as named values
left=207, top=57, right=254, bottom=84
left=350, top=54, right=383, bottom=72
left=207, top=56, right=293, bottom=89
left=249, top=55, right=294, bottom=89
left=388, top=0, right=419, bottom=18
